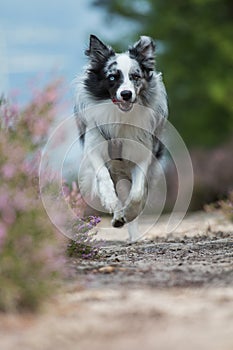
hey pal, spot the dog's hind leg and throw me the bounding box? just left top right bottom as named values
left=127, top=218, right=139, bottom=242
left=124, top=163, right=149, bottom=223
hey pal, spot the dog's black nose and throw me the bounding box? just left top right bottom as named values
left=120, top=90, right=132, bottom=101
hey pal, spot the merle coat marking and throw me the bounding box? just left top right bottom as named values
left=75, top=35, right=168, bottom=241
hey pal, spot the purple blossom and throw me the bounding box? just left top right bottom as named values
left=89, top=215, right=101, bottom=225
left=0, top=190, right=9, bottom=209
left=0, top=99, right=19, bottom=129
left=1, top=163, right=16, bottom=179
left=0, top=223, right=7, bottom=249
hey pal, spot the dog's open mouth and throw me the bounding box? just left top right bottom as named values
left=112, top=99, right=133, bottom=112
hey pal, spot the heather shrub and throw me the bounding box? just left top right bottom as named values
left=218, top=191, right=233, bottom=222
left=0, top=80, right=102, bottom=311
left=63, top=181, right=101, bottom=259
left=0, top=82, right=66, bottom=312
left=205, top=191, right=233, bottom=222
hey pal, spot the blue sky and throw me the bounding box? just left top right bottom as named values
left=0, top=0, right=135, bottom=106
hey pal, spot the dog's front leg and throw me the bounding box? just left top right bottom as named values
left=84, top=131, right=120, bottom=214
left=95, top=166, right=121, bottom=213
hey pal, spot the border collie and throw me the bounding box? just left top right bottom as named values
left=75, top=35, right=168, bottom=242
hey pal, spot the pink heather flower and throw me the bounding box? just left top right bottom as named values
left=0, top=102, right=18, bottom=129
left=33, top=119, right=50, bottom=137
left=13, top=192, right=30, bottom=211
left=39, top=244, right=66, bottom=273
left=62, top=183, right=70, bottom=197
left=74, top=208, right=84, bottom=218
left=22, top=151, right=41, bottom=176
left=10, top=104, right=19, bottom=116
left=1, top=163, right=16, bottom=179
left=0, top=191, right=9, bottom=209
left=45, top=89, right=57, bottom=104
left=0, top=190, right=16, bottom=225
left=0, top=222, right=7, bottom=249
left=1, top=204, right=16, bottom=225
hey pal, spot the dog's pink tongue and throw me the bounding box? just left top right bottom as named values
left=112, top=98, right=118, bottom=104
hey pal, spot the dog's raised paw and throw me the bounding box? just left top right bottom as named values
left=112, top=217, right=125, bottom=228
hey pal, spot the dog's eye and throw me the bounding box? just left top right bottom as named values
left=109, top=75, right=115, bottom=81
left=132, top=74, right=141, bottom=81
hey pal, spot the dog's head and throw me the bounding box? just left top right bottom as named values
left=84, top=35, right=156, bottom=112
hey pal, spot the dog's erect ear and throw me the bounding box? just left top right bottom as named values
left=85, top=35, right=115, bottom=63
left=129, top=36, right=156, bottom=71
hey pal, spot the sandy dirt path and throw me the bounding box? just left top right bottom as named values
left=1, top=212, right=233, bottom=350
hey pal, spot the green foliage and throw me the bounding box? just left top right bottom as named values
left=94, top=0, right=233, bottom=147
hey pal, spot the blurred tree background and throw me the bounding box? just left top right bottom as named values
left=94, top=0, right=233, bottom=148
left=93, top=0, right=233, bottom=209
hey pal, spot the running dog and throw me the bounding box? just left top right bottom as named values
left=75, top=34, right=168, bottom=241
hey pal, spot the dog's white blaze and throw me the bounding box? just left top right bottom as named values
left=116, top=54, right=136, bottom=101
left=116, top=54, right=132, bottom=79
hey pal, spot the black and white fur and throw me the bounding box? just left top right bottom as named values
left=75, top=35, right=168, bottom=242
